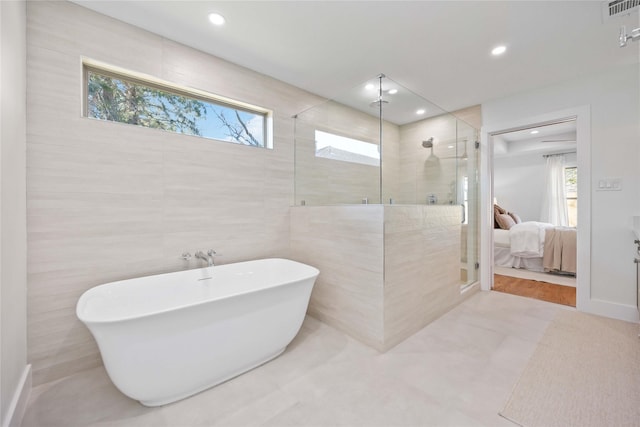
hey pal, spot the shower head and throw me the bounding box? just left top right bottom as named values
left=422, top=137, right=439, bottom=165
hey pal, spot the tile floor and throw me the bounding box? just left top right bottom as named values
left=22, top=291, right=570, bottom=427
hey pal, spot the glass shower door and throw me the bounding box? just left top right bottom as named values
left=458, top=122, right=479, bottom=289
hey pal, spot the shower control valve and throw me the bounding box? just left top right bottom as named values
left=181, top=252, right=192, bottom=261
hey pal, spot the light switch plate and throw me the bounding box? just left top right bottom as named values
left=596, top=178, right=622, bottom=191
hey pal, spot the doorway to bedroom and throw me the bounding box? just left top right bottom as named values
left=490, top=119, right=577, bottom=307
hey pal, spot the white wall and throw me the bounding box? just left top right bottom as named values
left=483, top=64, right=640, bottom=316
left=494, top=152, right=576, bottom=222
left=1, top=0, right=29, bottom=425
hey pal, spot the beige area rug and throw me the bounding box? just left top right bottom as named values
left=500, top=310, right=640, bottom=427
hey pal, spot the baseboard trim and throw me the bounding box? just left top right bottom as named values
left=2, top=364, right=31, bottom=427
left=582, top=298, right=639, bottom=323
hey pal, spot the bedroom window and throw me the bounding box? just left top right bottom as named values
left=83, top=62, right=271, bottom=148
left=314, top=130, right=380, bottom=166
left=565, top=167, right=577, bottom=227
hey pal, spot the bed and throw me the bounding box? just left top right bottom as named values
left=494, top=221, right=577, bottom=275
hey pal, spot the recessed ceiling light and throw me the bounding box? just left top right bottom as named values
left=491, top=45, right=507, bottom=56
left=448, top=145, right=454, bottom=149
left=416, top=109, right=426, bottom=115
left=530, top=130, right=539, bottom=134
left=365, top=83, right=376, bottom=91
left=388, top=89, right=398, bottom=95
left=208, top=12, right=226, bottom=26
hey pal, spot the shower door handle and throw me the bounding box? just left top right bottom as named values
left=461, top=204, right=465, bottom=224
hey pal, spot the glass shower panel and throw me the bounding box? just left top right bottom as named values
left=456, top=120, right=480, bottom=288
left=404, top=114, right=459, bottom=205
left=379, top=77, right=450, bottom=205
left=294, top=78, right=383, bottom=205
left=292, top=74, right=480, bottom=289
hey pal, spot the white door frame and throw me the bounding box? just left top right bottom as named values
left=479, top=105, right=591, bottom=313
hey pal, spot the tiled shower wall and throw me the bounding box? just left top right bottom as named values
left=294, top=100, right=400, bottom=205
left=383, top=205, right=471, bottom=348
left=290, top=206, right=385, bottom=348
left=290, top=205, right=475, bottom=351
left=397, top=105, right=480, bottom=205
left=26, top=1, right=324, bottom=386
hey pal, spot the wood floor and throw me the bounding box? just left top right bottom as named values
left=493, top=274, right=576, bottom=307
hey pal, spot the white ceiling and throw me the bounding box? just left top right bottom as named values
left=494, top=120, right=577, bottom=158
left=71, top=1, right=639, bottom=115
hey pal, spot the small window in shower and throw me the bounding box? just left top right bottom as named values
left=315, top=130, right=379, bottom=166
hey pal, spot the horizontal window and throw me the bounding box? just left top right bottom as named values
left=315, top=130, right=379, bottom=166
left=84, top=62, right=271, bottom=148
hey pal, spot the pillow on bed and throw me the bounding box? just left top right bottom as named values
left=496, top=213, right=516, bottom=230
left=494, top=204, right=507, bottom=228
left=508, top=211, right=522, bottom=224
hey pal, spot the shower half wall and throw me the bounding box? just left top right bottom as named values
left=291, top=204, right=465, bottom=350
left=290, top=75, right=481, bottom=350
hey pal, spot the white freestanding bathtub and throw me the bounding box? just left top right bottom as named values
left=76, top=258, right=319, bottom=407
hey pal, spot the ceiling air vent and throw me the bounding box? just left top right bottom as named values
left=603, top=0, right=640, bottom=20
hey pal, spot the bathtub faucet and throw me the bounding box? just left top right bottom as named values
left=195, top=249, right=218, bottom=267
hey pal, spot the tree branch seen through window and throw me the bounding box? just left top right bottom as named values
left=86, top=68, right=267, bottom=148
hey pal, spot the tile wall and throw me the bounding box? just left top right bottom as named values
left=290, top=206, right=385, bottom=349
left=290, top=205, right=477, bottom=351
left=27, top=1, right=482, bottom=385
left=383, top=205, right=473, bottom=348
left=397, top=107, right=480, bottom=205
left=26, top=1, right=321, bottom=386
left=293, top=100, right=400, bottom=205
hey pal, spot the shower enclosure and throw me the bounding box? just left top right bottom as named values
left=291, top=75, right=480, bottom=350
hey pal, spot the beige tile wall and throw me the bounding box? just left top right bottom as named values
left=383, top=205, right=476, bottom=349
left=26, top=1, right=322, bottom=386
left=397, top=109, right=480, bottom=206
left=293, top=103, right=480, bottom=208
left=294, top=100, right=400, bottom=206
left=1, top=0, right=29, bottom=422
left=451, top=105, right=482, bottom=131
left=289, top=205, right=476, bottom=352
left=382, top=122, right=401, bottom=204
left=290, top=206, right=385, bottom=349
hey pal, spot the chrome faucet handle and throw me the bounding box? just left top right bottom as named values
left=194, top=250, right=212, bottom=266
left=207, top=249, right=220, bottom=257
left=181, top=252, right=192, bottom=261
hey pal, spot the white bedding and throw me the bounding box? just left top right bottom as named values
left=494, top=229, right=510, bottom=248
left=494, top=246, right=544, bottom=272
left=493, top=221, right=554, bottom=271
left=508, top=221, right=554, bottom=258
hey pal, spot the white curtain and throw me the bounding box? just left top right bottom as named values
left=540, top=154, right=568, bottom=226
